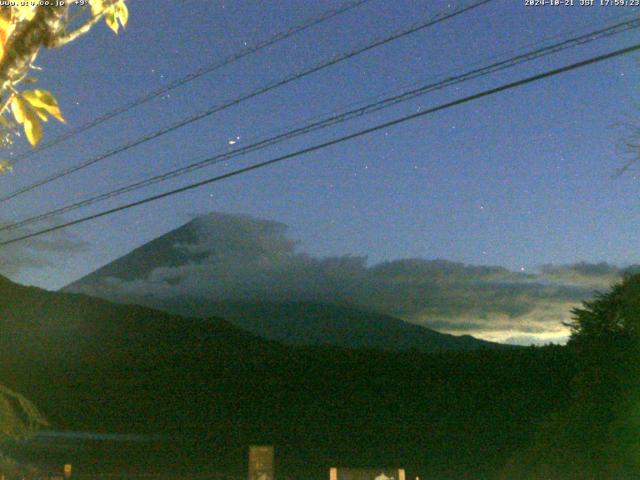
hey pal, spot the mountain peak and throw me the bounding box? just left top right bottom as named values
left=64, top=213, right=505, bottom=352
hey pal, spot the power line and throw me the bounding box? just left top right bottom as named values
left=2, top=42, right=638, bottom=247
left=0, top=0, right=494, bottom=203
left=7, top=0, right=374, bottom=164
left=1, top=15, right=637, bottom=233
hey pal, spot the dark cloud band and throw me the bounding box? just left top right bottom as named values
left=65, top=212, right=626, bottom=345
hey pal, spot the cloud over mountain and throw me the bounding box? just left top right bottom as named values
left=0, top=217, right=87, bottom=279
left=66, top=212, right=626, bottom=345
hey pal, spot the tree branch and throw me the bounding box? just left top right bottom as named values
left=0, top=6, right=66, bottom=94
left=49, top=12, right=103, bottom=47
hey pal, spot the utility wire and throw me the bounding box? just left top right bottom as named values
left=7, top=0, right=374, bottom=164
left=1, top=15, right=637, bottom=233
left=0, top=0, right=494, bottom=203
left=2, top=42, right=638, bottom=247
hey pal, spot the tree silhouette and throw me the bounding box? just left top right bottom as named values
left=566, top=272, right=640, bottom=349
left=502, top=274, right=640, bottom=479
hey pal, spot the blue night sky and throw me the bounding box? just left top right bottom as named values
left=1, top=0, right=640, bottom=291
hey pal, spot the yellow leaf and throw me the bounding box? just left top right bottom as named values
left=0, top=18, right=12, bottom=41
left=104, top=1, right=128, bottom=34
left=31, top=107, right=48, bottom=122
left=116, top=1, right=128, bottom=28
left=10, top=96, right=27, bottom=124
left=105, top=9, right=118, bottom=34
left=22, top=108, right=42, bottom=146
left=0, top=160, right=12, bottom=174
left=90, top=0, right=108, bottom=17
left=11, top=96, right=43, bottom=146
left=12, top=5, right=36, bottom=22
left=22, top=89, right=65, bottom=123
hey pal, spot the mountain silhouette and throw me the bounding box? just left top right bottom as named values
left=1, top=274, right=572, bottom=478
left=64, top=214, right=502, bottom=352
left=199, top=301, right=501, bottom=351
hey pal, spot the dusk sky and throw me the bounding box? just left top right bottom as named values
left=1, top=0, right=639, bottom=343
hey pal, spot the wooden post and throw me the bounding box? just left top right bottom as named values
left=248, top=445, right=274, bottom=480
